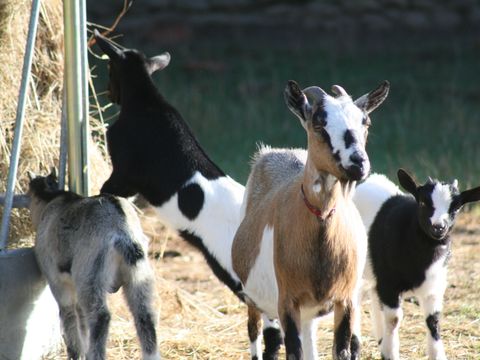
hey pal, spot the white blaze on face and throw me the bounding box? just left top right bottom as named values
left=430, top=183, right=453, bottom=227
left=322, top=95, right=368, bottom=171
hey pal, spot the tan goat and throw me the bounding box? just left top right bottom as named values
left=232, top=80, right=389, bottom=360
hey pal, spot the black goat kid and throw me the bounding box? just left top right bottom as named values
left=354, top=169, right=480, bottom=360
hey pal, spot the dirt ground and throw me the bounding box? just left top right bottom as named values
left=49, top=210, right=480, bottom=359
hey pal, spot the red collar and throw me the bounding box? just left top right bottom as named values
left=300, top=184, right=336, bottom=221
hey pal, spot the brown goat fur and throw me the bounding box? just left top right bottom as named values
left=232, top=79, right=389, bottom=359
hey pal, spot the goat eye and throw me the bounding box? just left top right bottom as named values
left=419, top=201, right=426, bottom=207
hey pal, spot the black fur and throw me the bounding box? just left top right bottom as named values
left=114, top=238, right=144, bottom=266
left=426, top=312, right=441, bottom=341
left=312, top=107, right=328, bottom=131
left=90, top=309, right=111, bottom=360
left=178, top=230, right=243, bottom=297
left=350, top=334, right=360, bottom=360
left=91, top=310, right=111, bottom=343
left=263, top=326, right=282, bottom=360
left=283, top=314, right=302, bottom=359
left=333, top=150, right=341, bottom=162
left=177, top=183, right=205, bottom=220
left=137, top=310, right=157, bottom=353
left=29, top=176, right=81, bottom=204
left=320, top=128, right=334, bottom=150
left=96, top=42, right=246, bottom=297
left=334, top=307, right=352, bottom=360
left=284, top=80, right=308, bottom=121
left=343, top=130, right=356, bottom=148
left=58, top=260, right=72, bottom=274
left=369, top=195, right=450, bottom=308
left=99, top=48, right=224, bottom=205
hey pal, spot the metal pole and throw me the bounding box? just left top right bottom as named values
left=0, top=0, right=41, bottom=250
left=63, top=0, right=89, bottom=196
left=79, top=0, right=89, bottom=193
left=58, top=91, right=67, bottom=190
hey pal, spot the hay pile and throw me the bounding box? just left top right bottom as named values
left=0, top=0, right=109, bottom=246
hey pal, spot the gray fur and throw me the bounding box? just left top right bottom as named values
left=28, top=173, right=160, bottom=360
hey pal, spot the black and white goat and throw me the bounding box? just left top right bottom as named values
left=92, top=32, right=283, bottom=357
left=353, top=169, right=480, bottom=360
left=28, top=169, right=160, bottom=360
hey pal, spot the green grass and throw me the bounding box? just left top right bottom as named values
left=91, top=32, right=480, bottom=188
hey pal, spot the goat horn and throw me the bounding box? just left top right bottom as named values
left=303, top=86, right=327, bottom=101
left=331, top=85, right=348, bottom=97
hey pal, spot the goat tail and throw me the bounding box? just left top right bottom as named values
left=123, top=256, right=160, bottom=359
left=114, top=233, right=146, bottom=266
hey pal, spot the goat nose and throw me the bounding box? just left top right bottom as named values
left=432, top=223, right=446, bottom=232
left=350, top=152, right=366, bottom=166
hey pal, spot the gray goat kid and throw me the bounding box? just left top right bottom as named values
left=28, top=169, right=160, bottom=360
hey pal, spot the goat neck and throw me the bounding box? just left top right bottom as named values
left=118, top=68, right=163, bottom=109
left=301, top=157, right=343, bottom=221
left=28, top=195, right=47, bottom=229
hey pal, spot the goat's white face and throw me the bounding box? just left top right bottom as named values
left=416, top=181, right=458, bottom=240
left=319, top=93, right=370, bottom=180
left=285, top=80, right=390, bottom=181
left=430, top=183, right=455, bottom=232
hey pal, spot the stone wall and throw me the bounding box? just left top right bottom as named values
left=88, top=0, right=480, bottom=33
left=86, top=0, right=480, bottom=50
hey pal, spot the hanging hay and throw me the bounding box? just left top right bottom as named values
left=0, top=0, right=110, bottom=247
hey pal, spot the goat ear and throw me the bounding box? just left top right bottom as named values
left=284, top=80, right=311, bottom=128
left=27, top=171, right=36, bottom=182
left=49, top=167, right=57, bottom=179
left=458, top=186, right=480, bottom=206
left=354, top=80, right=390, bottom=114
left=94, top=30, right=123, bottom=61
left=397, top=168, right=418, bottom=196
left=45, top=171, right=58, bottom=191
left=147, top=52, right=171, bottom=74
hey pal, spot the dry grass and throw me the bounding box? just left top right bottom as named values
left=0, top=0, right=109, bottom=246
left=43, top=210, right=480, bottom=360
